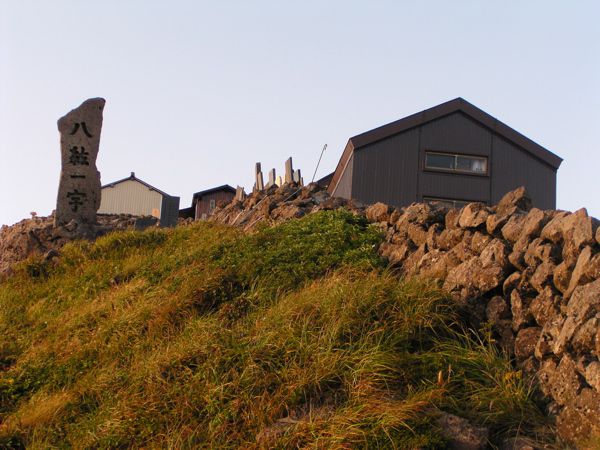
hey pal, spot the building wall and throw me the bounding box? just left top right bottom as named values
left=333, top=154, right=354, bottom=200
left=350, top=128, right=419, bottom=205
left=346, top=111, right=557, bottom=209
left=195, top=191, right=235, bottom=219
left=418, top=112, right=492, bottom=204
left=99, top=179, right=163, bottom=217
left=491, top=135, right=556, bottom=209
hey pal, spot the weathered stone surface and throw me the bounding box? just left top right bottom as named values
left=55, top=98, right=105, bottom=228
left=584, top=253, right=600, bottom=281
left=378, top=242, right=412, bottom=266
left=521, top=207, right=550, bottom=239
left=458, top=203, right=490, bottom=229
left=502, top=271, right=521, bottom=296
left=543, top=355, right=582, bottom=406
left=554, top=278, right=600, bottom=356
left=417, top=249, right=460, bottom=280
left=515, top=327, right=542, bottom=361
left=436, top=412, right=489, bottom=450
left=584, top=361, right=600, bottom=392
left=530, top=260, right=556, bottom=294
left=479, top=238, right=510, bottom=270
left=564, top=246, right=594, bottom=299
left=508, top=235, right=530, bottom=271
left=470, top=232, right=493, bottom=254
left=540, top=211, right=571, bottom=243
left=406, top=222, right=428, bottom=245
left=401, top=243, right=427, bottom=276
left=485, top=212, right=510, bottom=235
left=528, top=287, right=560, bottom=327
left=445, top=208, right=461, bottom=230
left=552, top=261, right=572, bottom=294
left=556, top=388, right=600, bottom=446
left=510, top=289, right=533, bottom=331
left=486, top=295, right=511, bottom=323
left=398, top=202, right=448, bottom=228
left=501, top=214, right=527, bottom=243
left=444, top=256, right=504, bottom=301
left=365, top=202, right=391, bottom=223
left=525, top=238, right=558, bottom=267
left=437, top=228, right=467, bottom=251
left=426, top=223, right=443, bottom=249
left=496, top=186, right=532, bottom=216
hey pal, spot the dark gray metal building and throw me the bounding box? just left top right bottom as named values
left=327, top=98, right=562, bottom=209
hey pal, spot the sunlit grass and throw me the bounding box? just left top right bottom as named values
left=0, top=211, right=555, bottom=448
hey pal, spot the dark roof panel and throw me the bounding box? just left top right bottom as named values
left=192, top=184, right=236, bottom=200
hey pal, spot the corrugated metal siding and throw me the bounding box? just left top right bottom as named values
left=333, top=154, right=354, bottom=199
left=491, top=135, right=556, bottom=209
left=420, top=172, right=490, bottom=203
left=351, top=129, right=419, bottom=206
left=420, top=112, right=493, bottom=156
left=99, top=180, right=163, bottom=217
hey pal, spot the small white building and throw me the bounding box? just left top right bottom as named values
left=98, top=172, right=180, bottom=227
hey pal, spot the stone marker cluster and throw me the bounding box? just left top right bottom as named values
left=253, top=157, right=303, bottom=193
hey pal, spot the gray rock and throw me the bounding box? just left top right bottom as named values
left=55, top=98, right=105, bottom=228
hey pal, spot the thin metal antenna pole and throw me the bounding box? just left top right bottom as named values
left=310, top=144, right=327, bottom=183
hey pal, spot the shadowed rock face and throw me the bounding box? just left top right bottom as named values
left=209, top=185, right=600, bottom=446
left=55, top=98, right=105, bottom=228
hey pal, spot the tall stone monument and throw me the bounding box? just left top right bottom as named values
left=55, top=98, right=105, bottom=228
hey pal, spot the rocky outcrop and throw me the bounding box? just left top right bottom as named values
left=0, top=214, right=158, bottom=277
left=210, top=184, right=600, bottom=447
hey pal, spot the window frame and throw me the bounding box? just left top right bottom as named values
left=209, top=199, right=216, bottom=211
left=424, top=150, right=489, bottom=176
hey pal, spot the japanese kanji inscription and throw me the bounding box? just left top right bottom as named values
left=55, top=98, right=105, bottom=226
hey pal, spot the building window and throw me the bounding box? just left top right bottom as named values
left=209, top=199, right=216, bottom=211
left=425, top=151, right=488, bottom=175
left=423, top=196, right=482, bottom=209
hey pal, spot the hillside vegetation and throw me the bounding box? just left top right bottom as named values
left=0, top=210, right=555, bottom=448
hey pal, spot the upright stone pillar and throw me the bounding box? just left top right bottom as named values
left=254, top=162, right=264, bottom=191
left=284, top=157, right=294, bottom=184
left=267, top=168, right=276, bottom=188
left=55, top=98, right=105, bottom=227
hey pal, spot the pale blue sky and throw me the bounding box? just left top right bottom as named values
left=1, top=1, right=599, bottom=226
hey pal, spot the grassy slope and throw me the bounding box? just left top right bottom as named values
left=0, top=210, right=553, bottom=448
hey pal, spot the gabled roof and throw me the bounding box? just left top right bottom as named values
left=101, top=172, right=173, bottom=197
left=192, top=184, right=236, bottom=201
left=328, top=98, right=563, bottom=194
